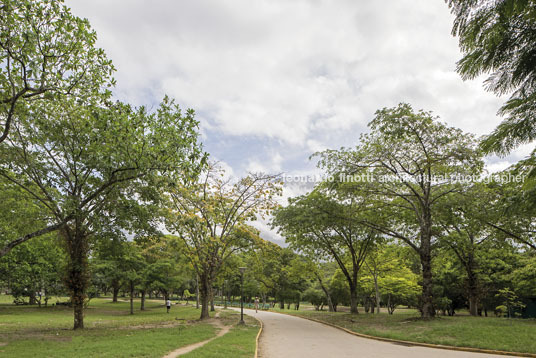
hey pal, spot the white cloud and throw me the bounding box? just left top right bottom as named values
left=65, top=0, right=528, bottom=244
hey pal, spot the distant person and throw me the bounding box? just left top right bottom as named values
left=254, top=297, right=259, bottom=313
left=166, top=299, right=171, bottom=313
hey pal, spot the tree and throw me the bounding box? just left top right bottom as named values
left=477, top=167, right=536, bottom=252
left=273, top=190, right=375, bottom=314
left=448, top=0, right=536, bottom=155
left=438, top=183, right=496, bottom=315
left=92, top=236, right=127, bottom=303
left=136, top=235, right=193, bottom=309
left=363, top=243, right=396, bottom=314
left=478, top=243, right=519, bottom=316
left=118, top=242, right=144, bottom=315
left=359, top=244, right=420, bottom=314
left=249, top=240, right=305, bottom=309
left=165, top=164, right=281, bottom=319
left=0, top=97, right=204, bottom=329
left=316, top=103, right=482, bottom=317
left=0, top=233, right=65, bottom=305
left=432, top=253, right=466, bottom=316
left=303, top=288, right=326, bottom=311
left=1, top=0, right=114, bottom=144
left=380, top=275, right=420, bottom=315
left=308, top=260, right=336, bottom=312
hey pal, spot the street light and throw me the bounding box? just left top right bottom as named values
left=239, top=266, right=246, bottom=324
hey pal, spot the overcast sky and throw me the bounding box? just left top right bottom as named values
left=66, top=0, right=532, bottom=245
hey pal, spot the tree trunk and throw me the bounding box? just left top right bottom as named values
left=196, top=274, right=200, bottom=310
left=29, top=291, right=37, bottom=305
left=210, top=287, right=215, bottom=312
left=199, top=273, right=210, bottom=319
left=420, top=248, right=435, bottom=318
left=279, top=300, right=284, bottom=309
left=63, top=224, right=90, bottom=330
left=112, top=280, right=120, bottom=303
left=315, top=272, right=335, bottom=312
left=223, top=282, right=227, bottom=309
left=374, top=275, right=381, bottom=314
left=130, top=281, right=134, bottom=315
left=140, top=290, right=146, bottom=311
left=350, top=286, right=359, bottom=314
left=466, top=254, right=479, bottom=316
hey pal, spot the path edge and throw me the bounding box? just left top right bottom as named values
left=271, top=310, right=535, bottom=358
left=253, top=315, right=263, bottom=358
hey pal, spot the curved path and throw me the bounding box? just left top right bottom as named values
left=233, top=308, right=514, bottom=358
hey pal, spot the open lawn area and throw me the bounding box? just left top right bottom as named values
left=0, top=295, right=259, bottom=358
left=271, top=308, right=536, bottom=354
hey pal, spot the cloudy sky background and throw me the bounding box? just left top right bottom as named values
left=67, top=0, right=532, bottom=244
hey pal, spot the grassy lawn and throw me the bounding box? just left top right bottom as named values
left=273, top=308, right=536, bottom=354
left=182, top=310, right=259, bottom=358
left=0, top=295, right=258, bottom=358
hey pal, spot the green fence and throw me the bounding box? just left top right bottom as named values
left=215, top=301, right=271, bottom=310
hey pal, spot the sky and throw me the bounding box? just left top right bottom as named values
left=66, top=0, right=532, bottom=245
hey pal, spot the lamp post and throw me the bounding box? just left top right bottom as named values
left=239, top=266, right=246, bottom=324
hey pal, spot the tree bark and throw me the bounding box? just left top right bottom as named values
left=140, top=290, right=146, bottom=311
left=196, top=274, right=200, bottom=310
left=420, top=248, right=435, bottom=318
left=112, top=280, right=120, bottom=303
left=63, top=224, right=90, bottom=330
left=199, top=273, right=210, bottom=319
left=350, top=286, right=359, bottom=314
left=29, top=291, right=37, bottom=305
left=466, top=253, right=479, bottom=316
left=373, top=275, right=381, bottom=314
left=210, top=287, right=215, bottom=312
left=418, top=212, right=435, bottom=319
left=315, top=271, right=335, bottom=312
left=129, top=281, right=134, bottom=315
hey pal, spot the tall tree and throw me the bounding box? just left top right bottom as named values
left=438, top=183, right=496, bottom=315
left=0, top=97, right=204, bottom=329
left=1, top=0, right=114, bottom=144
left=273, top=190, right=375, bottom=314
left=316, top=104, right=482, bottom=317
left=447, top=0, right=536, bottom=155
left=165, top=165, right=280, bottom=319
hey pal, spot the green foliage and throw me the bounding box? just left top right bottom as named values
left=495, top=288, right=526, bottom=318
left=302, top=288, right=325, bottom=310
left=314, top=103, right=482, bottom=317
left=165, top=164, right=281, bottom=318
left=249, top=241, right=309, bottom=307
left=0, top=0, right=114, bottom=143
left=0, top=234, right=65, bottom=304
left=448, top=0, right=536, bottom=155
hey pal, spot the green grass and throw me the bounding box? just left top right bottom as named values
left=0, top=295, right=258, bottom=357
left=275, top=308, right=536, bottom=354
left=182, top=311, right=259, bottom=358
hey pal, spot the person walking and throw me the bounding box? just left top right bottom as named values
left=166, top=299, right=171, bottom=313
left=254, top=297, right=259, bottom=313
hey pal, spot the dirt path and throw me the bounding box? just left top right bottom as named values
left=232, top=308, right=513, bottom=358
left=162, top=313, right=231, bottom=358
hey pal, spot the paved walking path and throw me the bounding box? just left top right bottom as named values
left=233, top=308, right=514, bottom=358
